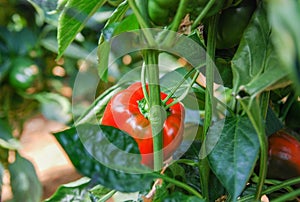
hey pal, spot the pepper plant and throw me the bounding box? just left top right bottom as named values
left=44, top=0, right=300, bottom=201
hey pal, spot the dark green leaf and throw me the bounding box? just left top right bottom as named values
left=34, top=92, right=71, bottom=124
left=9, top=154, right=42, bottom=202
left=54, top=125, right=154, bottom=192
left=265, top=107, right=283, bottom=136
left=0, top=59, right=11, bottom=84
left=0, top=119, right=20, bottom=150
left=232, top=5, right=289, bottom=96
left=57, top=0, right=107, bottom=58
left=45, top=177, right=91, bottom=202
left=207, top=116, right=259, bottom=201
left=267, top=0, right=300, bottom=94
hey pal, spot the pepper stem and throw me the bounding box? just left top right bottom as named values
left=144, top=50, right=164, bottom=170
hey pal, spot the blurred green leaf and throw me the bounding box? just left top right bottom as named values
left=232, top=5, right=290, bottom=97
left=207, top=116, right=259, bottom=201
left=57, top=0, right=107, bottom=58
left=267, top=0, right=300, bottom=94
left=0, top=119, right=20, bottom=150
left=33, top=92, right=71, bottom=124
left=54, top=125, right=154, bottom=192
left=9, top=154, right=42, bottom=202
left=45, top=177, right=91, bottom=202
left=41, top=37, right=91, bottom=60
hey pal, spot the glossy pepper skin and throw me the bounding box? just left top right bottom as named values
left=9, top=57, right=39, bottom=90
left=101, top=82, right=185, bottom=167
left=148, top=0, right=225, bottom=26
left=216, top=0, right=256, bottom=49
left=267, top=130, right=300, bottom=181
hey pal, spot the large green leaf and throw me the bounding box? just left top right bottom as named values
left=0, top=119, right=20, bottom=150
left=9, top=154, right=42, bottom=202
left=267, top=0, right=300, bottom=94
left=54, top=124, right=154, bottom=192
left=232, top=4, right=290, bottom=97
left=207, top=116, right=259, bottom=201
left=57, top=0, right=107, bottom=58
left=45, top=177, right=91, bottom=202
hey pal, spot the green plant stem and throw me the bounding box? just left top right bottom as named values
left=165, top=70, right=199, bottom=109
left=239, top=97, right=268, bottom=201
left=272, top=189, right=300, bottom=202
left=144, top=50, right=163, bottom=170
left=152, top=173, right=203, bottom=199
left=238, top=177, right=300, bottom=202
left=260, top=91, right=270, bottom=119
left=99, top=190, right=117, bottom=201
left=163, top=68, right=196, bottom=104
left=128, top=0, right=156, bottom=46
left=191, top=0, right=217, bottom=29
left=169, top=0, right=188, bottom=32
left=199, top=14, right=219, bottom=202
left=161, top=0, right=188, bottom=47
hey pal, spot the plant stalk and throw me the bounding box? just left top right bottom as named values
left=239, top=97, right=268, bottom=201
left=144, top=50, right=164, bottom=170
left=199, top=14, right=219, bottom=201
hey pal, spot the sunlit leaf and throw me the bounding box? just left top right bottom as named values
left=57, top=0, right=107, bottom=58
left=45, top=177, right=91, bottom=202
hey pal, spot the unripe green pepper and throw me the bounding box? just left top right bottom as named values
left=215, top=0, right=256, bottom=49
left=148, top=0, right=226, bottom=26
left=9, top=57, right=39, bottom=90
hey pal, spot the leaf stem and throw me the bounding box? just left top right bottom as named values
left=165, top=70, right=199, bottom=109
left=163, top=68, right=196, bottom=104
left=239, top=97, right=268, bottom=201
left=169, top=0, right=188, bottom=32
left=238, top=177, right=300, bottom=202
left=199, top=14, right=219, bottom=201
left=152, top=172, right=203, bottom=199
left=161, top=0, right=188, bottom=48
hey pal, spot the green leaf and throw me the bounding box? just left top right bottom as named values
left=9, top=154, right=42, bottom=202
left=57, top=0, right=107, bottom=58
left=0, top=119, right=20, bottom=150
left=97, top=1, right=133, bottom=81
left=33, top=92, right=71, bottom=124
left=54, top=125, right=154, bottom=192
left=267, top=0, right=300, bottom=94
left=97, top=40, right=110, bottom=81
left=99, top=0, right=129, bottom=43
left=232, top=5, right=289, bottom=96
left=41, top=37, right=91, bottom=60
left=207, top=116, right=259, bottom=201
left=45, top=177, right=91, bottom=202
